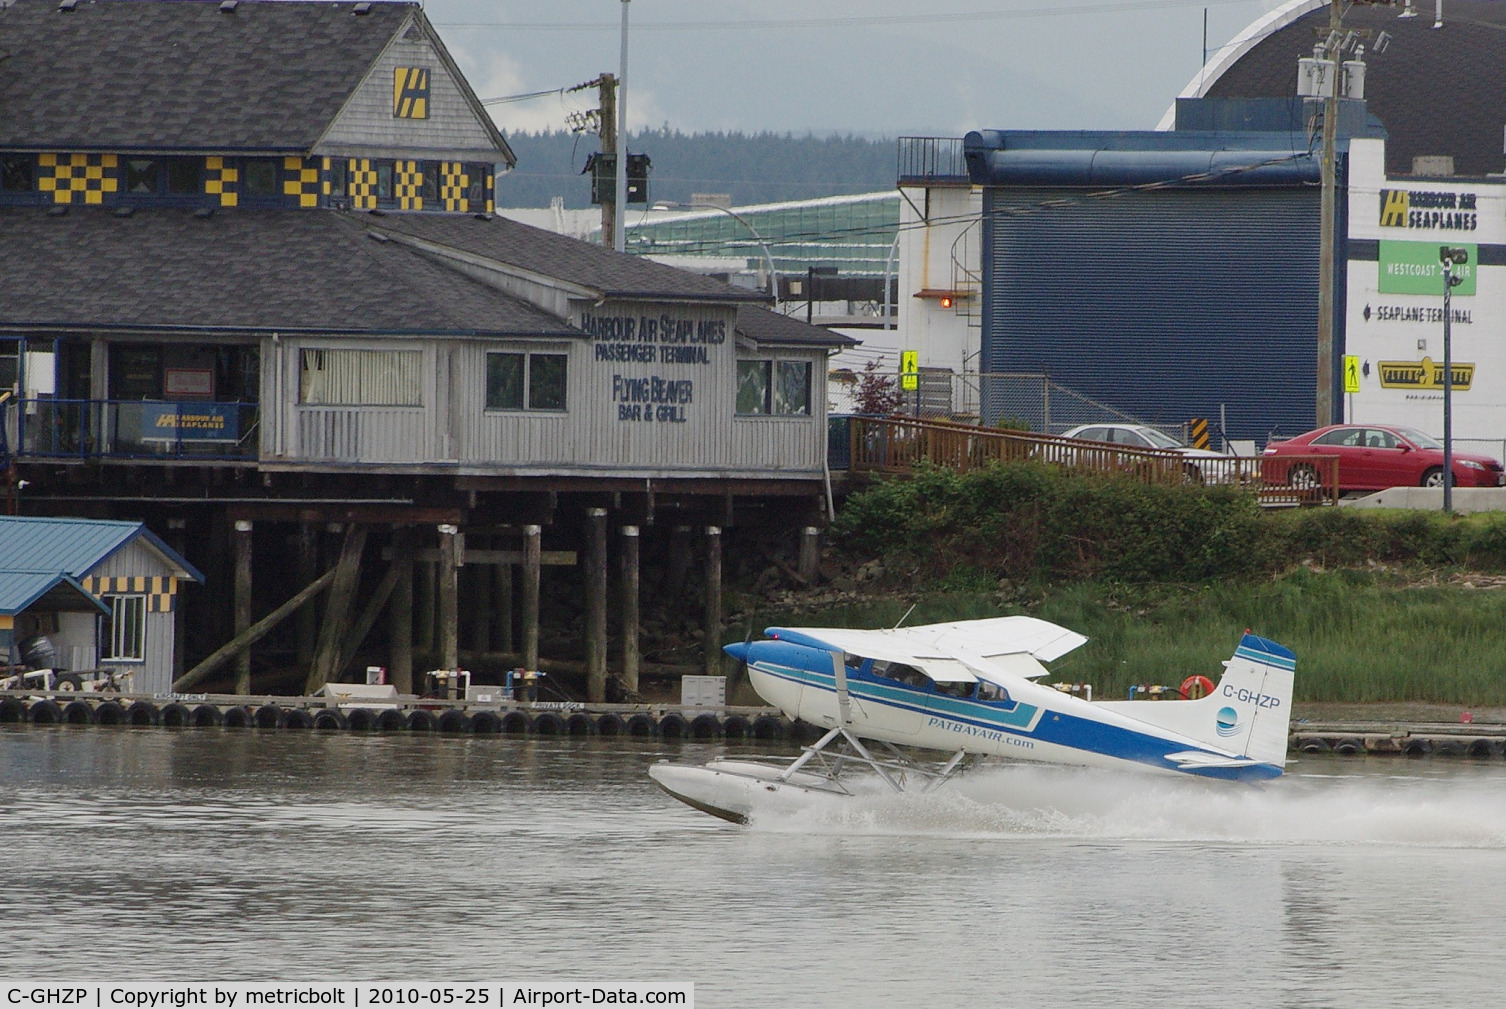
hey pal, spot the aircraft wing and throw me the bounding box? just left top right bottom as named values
left=767, top=616, right=1087, bottom=674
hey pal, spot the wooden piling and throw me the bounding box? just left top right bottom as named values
left=232, top=519, right=253, bottom=695
left=390, top=536, right=413, bottom=695
left=174, top=567, right=336, bottom=691
left=522, top=524, right=541, bottom=670
left=416, top=557, right=436, bottom=658
left=296, top=522, right=318, bottom=668
left=471, top=533, right=492, bottom=654
left=621, top=524, right=640, bottom=695
left=585, top=509, right=608, bottom=702
left=705, top=525, right=722, bottom=678
left=438, top=523, right=460, bottom=671
left=306, top=524, right=367, bottom=694
left=798, top=526, right=821, bottom=584
left=496, top=559, right=514, bottom=655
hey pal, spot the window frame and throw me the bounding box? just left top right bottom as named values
left=737, top=357, right=813, bottom=417
left=484, top=349, right=569, bottom=413
left=100, top=594, right=147, bottom=663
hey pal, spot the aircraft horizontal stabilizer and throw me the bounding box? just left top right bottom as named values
left=1164, top=750, right=1264, bottom=770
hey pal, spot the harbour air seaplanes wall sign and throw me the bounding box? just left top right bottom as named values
left=1343, top=139, right=1504, bottom=437
left=580, top=309, right=729, bottom=425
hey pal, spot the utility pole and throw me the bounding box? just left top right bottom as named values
left=615, top=0, right=630, bottom=253
left=598, top=73, right=617, bottom=250
left=1315, top=0, right=1342, bottom=429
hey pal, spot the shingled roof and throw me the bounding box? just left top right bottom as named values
left=0, top=0, right=508, bottom=158
left=734, top=305, right=856, bottom=348
left=367, top=211, right=781, bottom=305
left=1185, top=0, right=1506, bottom=177
left=0, top=206, right=579, bottom=336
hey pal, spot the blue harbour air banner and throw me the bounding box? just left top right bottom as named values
left=139, top=402, right=239, bottom=443
left=580, top=310, right=727, bottom=425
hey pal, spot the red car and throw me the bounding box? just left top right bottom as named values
left=1263, top=424, right=1505, bottom=492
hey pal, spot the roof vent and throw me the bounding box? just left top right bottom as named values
left=367, top=230, right=390, bottom=242
left=57, top=0, right=78, bottom=11
left=113, top=206, right=134, bottom=218
left=1412, top=155, right=1455, bottom=176
left=46, top=205, right=67, bottom=216
left=193, top=206, right=216, bottom=219
left=219, top=0, right=238, bottom=11
left=352, top=2, right=372, bottom=14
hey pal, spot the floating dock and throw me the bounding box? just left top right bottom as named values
left=6, top=691, right=1506, bottom=757
left=0, top=689, right=790, bottom=739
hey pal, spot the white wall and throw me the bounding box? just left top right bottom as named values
left=1345, top=138, right=1506, bottom=453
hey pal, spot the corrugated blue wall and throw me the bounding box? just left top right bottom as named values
left=981, top=188, right=1320, bottom=442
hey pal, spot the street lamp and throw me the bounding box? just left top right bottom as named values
left=1440, top=245, right=1468, bottom=513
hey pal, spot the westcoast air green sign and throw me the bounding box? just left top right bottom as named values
left=1378, top=241, right=1476, bottom=296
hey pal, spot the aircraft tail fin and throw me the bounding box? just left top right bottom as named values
left=1206, top=633, right=1296, bottom=766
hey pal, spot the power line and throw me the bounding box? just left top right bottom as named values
left=435, top=0, right=1260, bottom=32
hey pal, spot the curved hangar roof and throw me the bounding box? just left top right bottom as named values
left=1160, top=0, right=1506, bottom=177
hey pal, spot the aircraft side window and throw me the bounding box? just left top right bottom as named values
left=872, top=661, right=929, bottom=689
left=976, top=681, right=1010, bottom=703
left=844, top=652, right=864, bottom=671
left=933, top=680, right=974, bottom=698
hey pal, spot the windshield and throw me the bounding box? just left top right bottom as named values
left=1137, top=428, right=1185, bottom=449
left=1397, top=428, right=1442, bottom=449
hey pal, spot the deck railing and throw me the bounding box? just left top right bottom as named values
left=13, top=399, right=260, bottom=461
left=833, top=415, right=1339, bottom=506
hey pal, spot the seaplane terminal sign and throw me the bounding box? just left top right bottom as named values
left=580, top=311, right=726, bottom=424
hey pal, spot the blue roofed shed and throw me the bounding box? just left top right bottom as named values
left=0, top=516, right=202, bottom=693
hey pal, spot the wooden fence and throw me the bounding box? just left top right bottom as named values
left=838, top=416, right=1339, bottom=506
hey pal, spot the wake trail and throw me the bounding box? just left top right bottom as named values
left=746, top=761, right=1506, bottom=847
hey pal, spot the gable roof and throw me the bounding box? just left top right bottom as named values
left=0, top=572, right=109, bottom=617
left=367, top=212, right=777, bottom=305
left=0, top=516, right=203, bottom=583
left=0, top=0, right=511, bottom=161
left=1170, top=0, right=1506, bottom=177
left=0, top=206, right=580, bottom=337
left=734, top=305, right=857, bottom=349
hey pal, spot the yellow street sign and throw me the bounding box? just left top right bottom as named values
left=1343, top=355, right=1360, bottom=394
left=900, top=350, right=919, bottom=392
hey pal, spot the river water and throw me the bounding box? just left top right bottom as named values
left=3, top=726, right=1505, bottom=1007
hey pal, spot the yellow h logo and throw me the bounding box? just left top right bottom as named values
left=394, top=67, right=430, bottom=119
left=1379, top=189, right=1410, bottom=227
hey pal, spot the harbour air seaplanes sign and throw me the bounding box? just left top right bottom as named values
left=1379, top=189, right=1479, bottom=231
left=580, top=311, right=728, bottom=424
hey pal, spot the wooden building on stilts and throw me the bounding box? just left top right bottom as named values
left=0, top=0, right=851, bottom=699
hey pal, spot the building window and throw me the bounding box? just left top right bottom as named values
left=486, top=351, right=567, bottom=411
left=242, top=159, right=279, bottom=198
left=166, top=158, right=201, bottom=196
left=125, top=159, right=159, bottom=194
left=737, top=359, right=812, bottom=416
left=377, top=161, right=394, bottom=201
left=101, top=595, right=146, bottom=662
left=299, top=349, right=422, bottom=406
left=421, top=161, right=439, bottom=205
left=330, top=159, right=348, bottom=199
left=0, top=155, right=33, bottom=192
left=465, top=163, right=487, bottom=205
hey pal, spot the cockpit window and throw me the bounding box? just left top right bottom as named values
left=933, top=680, right=973, bottom=698
left=976, top=680, right=1010, bottom=703
left=844, top=652, right=864, bottom=671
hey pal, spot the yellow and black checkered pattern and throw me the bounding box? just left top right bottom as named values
left=38, top=153, right=118, bottom=205
left=348, top=158, right=378, bottom=210
left=484, top=171, right=493, bottom=214
left=205, top=156, right=238, bottom=207
left=395, top=160, right=423, bottom=210
left=283, top=156, right=321, bottom=208
left=440, top=161, right=470, bottom=212
left=82, top=576, right=178, bottom=613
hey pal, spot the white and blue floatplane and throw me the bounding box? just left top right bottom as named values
left=649, top=616, right=1295, bottom=823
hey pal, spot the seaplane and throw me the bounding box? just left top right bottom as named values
left=648, top=616, right=1295, bottom=823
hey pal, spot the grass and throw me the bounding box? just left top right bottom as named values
left=743, top=569, right=1506, bottom=705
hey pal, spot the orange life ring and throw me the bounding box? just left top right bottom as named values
left=1181, top=674, right=1216, bottom=700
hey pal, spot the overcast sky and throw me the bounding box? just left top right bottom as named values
left=423, top=0, right=1288, bottom=138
